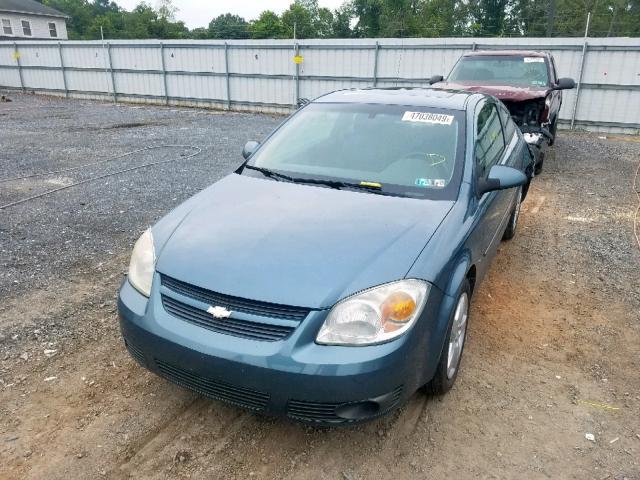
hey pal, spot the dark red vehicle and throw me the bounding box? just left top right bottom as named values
left=430, top=51, right=575, bottom=173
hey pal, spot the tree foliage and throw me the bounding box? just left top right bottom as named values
left=208, top=13, right=249, bottom=39
left=41, top=0, right=640, bottom=40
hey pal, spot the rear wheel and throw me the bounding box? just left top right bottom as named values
left=502, top=187, right=522, bottom=240
left=532, top=146, right=545, bottom=175
left=425, top=280, right=470, bottom=395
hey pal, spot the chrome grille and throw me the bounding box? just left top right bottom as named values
left=160, top=274, right=310, bottom=320
left=161, top=294, right=295, bottom=341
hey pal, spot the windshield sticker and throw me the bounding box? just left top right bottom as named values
left=523, top=57, right=544, bottom=63
left=415, top=178, right=446, bottom=188
left=402, top=111, right=454, bottom=125
left=415, top=178, right=433, bottom=187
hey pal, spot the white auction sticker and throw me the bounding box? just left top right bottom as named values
left=523, top=57, right=544, bottom=63
left=402, top=111, right=454, bottom=125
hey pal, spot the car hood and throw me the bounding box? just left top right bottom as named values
left=154, top=174, right=454, bottom=309
left=435, top=81, right=549, bottom=102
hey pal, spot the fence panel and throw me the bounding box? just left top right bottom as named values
left=1, top=38, right=638, bottom=132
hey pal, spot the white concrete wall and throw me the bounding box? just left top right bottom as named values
left=0, top=12, right=67, bottom=40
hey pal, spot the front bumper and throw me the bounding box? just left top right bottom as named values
left=118, top=273, right=452, bottom=424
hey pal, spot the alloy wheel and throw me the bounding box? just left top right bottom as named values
left=446, top=292, right=469, bottom=379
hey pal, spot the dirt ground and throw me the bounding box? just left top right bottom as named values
left=1, top=93, right=639, bottom=480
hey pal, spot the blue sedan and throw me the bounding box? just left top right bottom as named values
left=118, top=88, right=532, bottom=424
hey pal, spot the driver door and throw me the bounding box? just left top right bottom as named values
left=474, top=101, right=511, bottom=263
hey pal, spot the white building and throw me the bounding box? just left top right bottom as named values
left=0, top=0, right=68, bottom=40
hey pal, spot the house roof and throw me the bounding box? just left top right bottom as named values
left=0, top=0, right=69, bottom=18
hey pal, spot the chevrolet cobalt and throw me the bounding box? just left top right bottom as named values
left=119, top=88, right=531, bottom=424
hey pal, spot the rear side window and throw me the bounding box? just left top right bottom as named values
left=497, top=104, right=516, bottom=143
left=475, top=103, right=505, bottom=178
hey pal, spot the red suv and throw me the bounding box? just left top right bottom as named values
left=430, top=51, right=575, bottom=173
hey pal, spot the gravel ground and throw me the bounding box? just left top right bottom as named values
left=0, top=92, right=639, bottom=480
left=0, top=93, right=279, bottom=302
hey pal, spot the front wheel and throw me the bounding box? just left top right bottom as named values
left=502, top=187, right=522, bottom=240
left=425, top=279, right=471, bottom=395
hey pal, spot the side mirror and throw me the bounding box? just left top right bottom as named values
left=429, top=75, right=444, bottom=85
left=554, top=77, right=575, bottom=90
left=242, top=140, right=260, bottom=160
left=478, top=165, right=528, bottom=196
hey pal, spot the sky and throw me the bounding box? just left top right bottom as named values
left=115, top=1, right=346, bottom=29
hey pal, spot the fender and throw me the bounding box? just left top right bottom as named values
left=443, top=252, right=473, bottom=299
left=418, top=254, right=473, bottom=384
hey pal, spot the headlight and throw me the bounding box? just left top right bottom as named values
left=128, top=229, right=155, bottom=297
left=316, top=279, right=430, bottom=346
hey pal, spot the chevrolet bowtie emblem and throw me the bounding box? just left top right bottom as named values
left=207, top=306, right=232, bottom=319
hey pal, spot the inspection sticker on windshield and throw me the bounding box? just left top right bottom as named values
left=402, top=111, right=454, bottom=125
left=415, top=178, right=446, bottom=188
left=523, top=57, right=544, bottom=63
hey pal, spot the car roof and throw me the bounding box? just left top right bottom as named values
left=463, top=50, right=549, bottom=57
left=314, top=87, right=477, bottom=111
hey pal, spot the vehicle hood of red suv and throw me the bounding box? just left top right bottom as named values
left=435, top=81, right=549, bottom=102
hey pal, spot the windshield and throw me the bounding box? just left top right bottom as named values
left=244, top=102, right=465, bottom=200
left=449, top=55, right=550, bottom=88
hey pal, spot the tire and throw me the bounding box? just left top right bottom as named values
left=533, top=146, right=545, bottom=175
left=425, top=279, right=471, bottom=396
left=521, top=179, right=531, bottom=202
left=548, top=117, right=558, bottom=146
left=502, top=187, right=522, bottom=241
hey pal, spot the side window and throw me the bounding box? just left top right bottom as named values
left=497, top=104, right=516, bottom=144
left=49, top=22, right=57, bottom=38
left=475, top=103, right=505, bottom=179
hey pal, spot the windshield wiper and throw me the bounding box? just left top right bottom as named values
left=299, top=178, right=387, bottom=194
left=243, top=164, right=298, bottom=183
left=243, top=164, right=388, bottom=195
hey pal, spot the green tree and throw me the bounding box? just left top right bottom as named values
left=352, top=0, right=383, bottom=36
left=189, top=27, right=209, bottom=39
left=315, top=7, right=335, bottom=37
left=208, top=13, right=249, bottom=39
left=156, top=0, right=177, bottom=21
left=331, top=3, right=355, bottom=37
left=249, top=10, right=286, bottom=39
left=281, top=2, right=317, bottom=38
